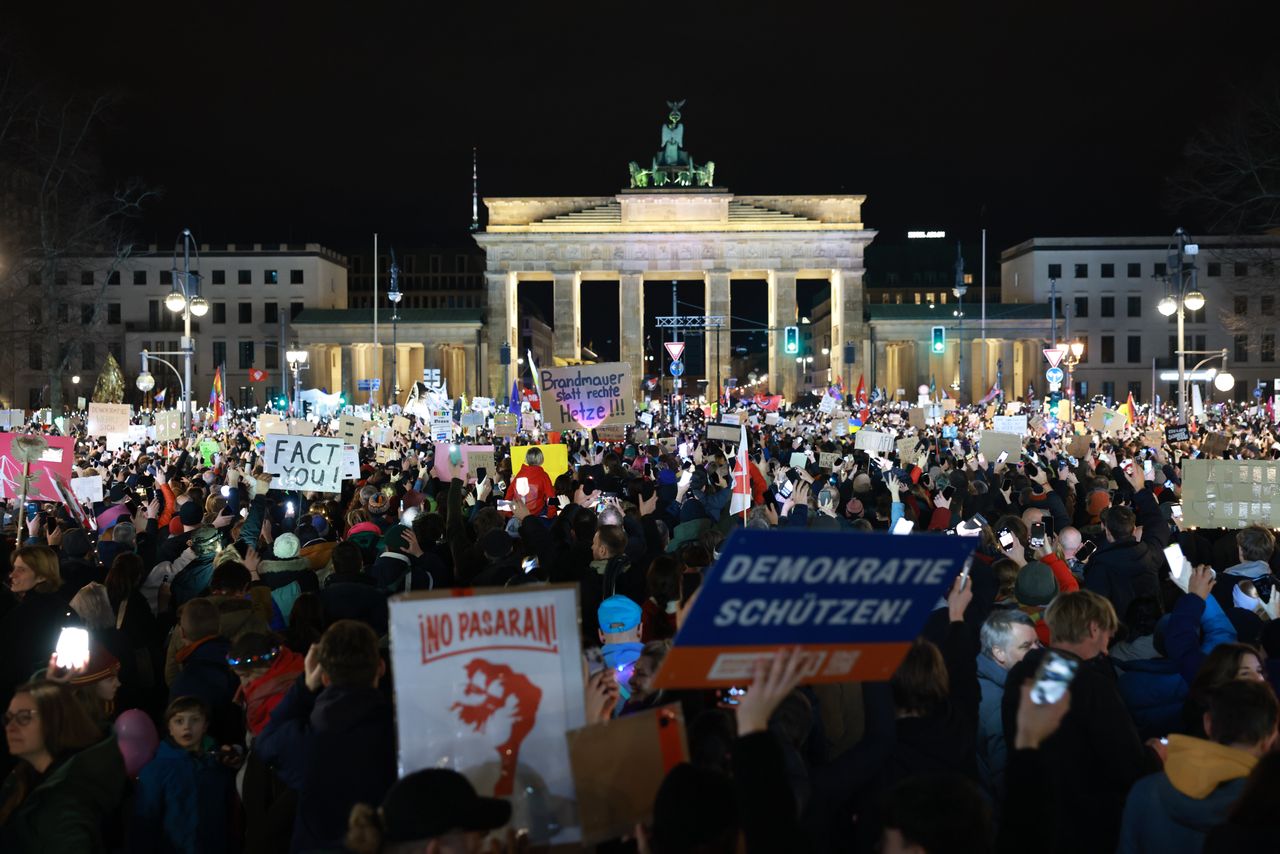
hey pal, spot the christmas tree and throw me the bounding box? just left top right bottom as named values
left=92, top=352, right=125, bottom=404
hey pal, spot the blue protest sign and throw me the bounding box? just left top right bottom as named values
left=652, top=529, right=975, bottom=688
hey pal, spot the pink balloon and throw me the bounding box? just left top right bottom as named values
left=114, top=709, right=159, bottom=777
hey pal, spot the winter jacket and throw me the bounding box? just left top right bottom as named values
left=1084, top=536, right=1161, bottom=621
left=505, top=463, right=555, bottom=517
left=1165, top=593, right=1240, bottom=686
left=368, top=551, right=434, bottom=594
left=164, top=594, right=270, bottom=686
left=237, top=647, right=306, bottom=737
left=170, top=552, right=217, bottom=607
left=59, top=555, right=101, bottom=596
left=169, top=636, right=243, bottom=746
left=0, top=734, right=127, bottom=854
left=976, top=653, right=1011, bottom=797
left=1118, top=735, right=1257, bottom=854
left=256, top=555, right=317, bottom=622
left=1210, top=559, right=1275, bottom=615
left=319, top=571, right=390, bottom=637
left=0, top=589, right=72, bottom=707
left=131, top=739, right=236, bottom=854
left=255, top=677, right=397, bottom=853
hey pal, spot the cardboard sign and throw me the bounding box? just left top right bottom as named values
left=539, top=362, right=633, bottom=432
left=287, top=419, right=312, bottom=436
left=0, top=434, right=76, bottom=501
left=87, top=403, right=130, bottom=437
left=431, top=443, right=494, bottom=482
left=388, top=585, right=585, bottom=845
left=818, top=451, right=838, bottom=469
left=908, top=408, right=927, bottom=429
left=1067, top=434, right=1092, bottom=459
left=392, top=415, right=411, bottom=435
left=256, top=414, right=283, bottom=436
left=818, top=395, right=838, bottom=415
left=854, top=430, right=895, bottom=454
left=706, top=423, right=740, bottom=443
left=338, top=415, right=368, bottom=443
left=896, top=436, right=919, bottom=462
left=979, top=430, right=1022, bottom=460
left=70, top=475, right=104, bottom=505
left=1202, top=432, right=1230, bottom=457
left=1142, top=430, right=1164, bottom=449
left=430, top=416, right=453, bottom=442
left=262, top=435, right=345, bottom=493
left=467, top=450, right=496, bottom=482
left=1089, top=407, right=1127, bottom=433
left=155, top=410, right=182, bottom=442
left=494, top=413, right=517, bottom=438
left=566, top=705, right=689, bottom=845
left=375, top=446, right=400, bottom=465
left=1165, top=425, right=1191, bottom=443
left=764, top=413, right=780, bottom=426
left=991, top=415, right=1028, bottom=436
left=652, top=529, right=975, bottom=688
left=594, top=424, right=627, bottom=442
left=342, top=445, right=360, bottom=480
left=510, top=444, right=569, bottom=484
left=1182, top=459, right=1280, bottom=529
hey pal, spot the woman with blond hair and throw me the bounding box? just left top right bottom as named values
left=0, top=547, right=73, bottom=712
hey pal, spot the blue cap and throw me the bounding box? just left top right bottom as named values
left=598, top=595, right=642, bottom=633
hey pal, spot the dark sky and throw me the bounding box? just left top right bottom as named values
left=8, top=0, right=1278, bottom=254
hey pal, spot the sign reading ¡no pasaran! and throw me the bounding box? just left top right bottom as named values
left=539, top=362, right=633, bottom=431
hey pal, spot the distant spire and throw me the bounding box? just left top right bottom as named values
left=470, top=147, right=479, bottom=232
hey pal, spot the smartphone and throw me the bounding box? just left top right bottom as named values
left=522, top=556, right=539, bottom=574
left=54, top=626, right=91, bottom=671
left=971, top=512, right=989, bottom=528
left=1029, top=522, right=1046, bottom=549
left=1075, top=540, right=1098, bottom=563
left=1143, top=459, right=1154, bottom=480
left=998, top=529, right=1016, bottom=550
left=995, top=451, right=1009, bottom=465
left=1170, top=503, right=1183, bottom=520
left=497, top=499, right=515, bottom=512
left=941, top=485, right=955, bottom=501
left=1164, top=479, right=1175, bottom=490
left=25, top=501, right=38, bottom=518
left=476, top=467, right=488, bottom=482
left=1030, top=650, right=1079, bottom=705
left=891, top=518, right=914, bottom=535
left=1001, top=478, right=1012, bottom=491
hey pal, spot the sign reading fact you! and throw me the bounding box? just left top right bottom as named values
left=262, top=435, right=344, bottom=493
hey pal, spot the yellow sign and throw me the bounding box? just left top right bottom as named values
left=510, top=443, right=570, bottom=484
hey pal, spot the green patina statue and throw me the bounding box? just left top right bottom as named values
left=628, top=100, right=716, bottom=188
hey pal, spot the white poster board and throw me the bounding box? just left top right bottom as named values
left=342, top=444, right=360, bottom=480
left=854, top=430, right=895, bottom=454
left=70, top=475, right=104, bottom=505
left=262, top=434, right=345, bottom=493
left=389, top=586, right=585, bottom=845
left=87, top=403, right=130, bottom=437
left=155, top=410, right=182, bottom=441
left=991, top=415, right=1028, bottom=436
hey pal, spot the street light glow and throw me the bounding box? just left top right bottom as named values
left=136, top=371, right=155, bottom=392
left=165, top=290, right=187, bottom=313
left=1157, top=295, right=1178, bottom=316
left=189, top=296, right=210, bottom=317
left=1183, top=290, right=1206, bottom=312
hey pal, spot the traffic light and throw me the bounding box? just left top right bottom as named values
left=784, top=325, right=800, bottom=354
left=931, top=325, right=946, bottom=354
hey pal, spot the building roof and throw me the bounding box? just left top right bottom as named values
left=1001, top=235, right=1280, bottom=262
left=867, top=303, right=1053, bottom=321
left=292, top=308, right=484, bottom=325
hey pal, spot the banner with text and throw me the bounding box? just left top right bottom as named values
left=262, top=434, right=345, bottom=493
left=539, top=362, right=633, bottom=432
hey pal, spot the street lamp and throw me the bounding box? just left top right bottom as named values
left=286, top=347, right=309, bottom=416
left=388, top=251, right=402, bottom=405
left=953, top=242, right=969, bottom=403
left=1156, top=228, right=1205, bottom=423
left=1064, top=340, right=1085, bottom=399
left=165, top=228, right=205, bottom=433
left=137, top=349, right=186, bottom=417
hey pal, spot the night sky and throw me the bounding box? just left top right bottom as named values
left=8, top=2, right=1277, bottom=262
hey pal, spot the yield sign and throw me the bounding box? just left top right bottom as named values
left=1043, top=347, right=1067, bottom=369
left=664, top=341, right=686, bottom=362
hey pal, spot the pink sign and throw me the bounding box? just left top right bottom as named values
left=0, top=433, right=76, bottom=501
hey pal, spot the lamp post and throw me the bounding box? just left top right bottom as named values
left=286, top=347, right=309, bottom=417
left=164, top=229, right=209, bottom=434
left=387, top=250, right=402, bottom=406
left=137, top=349, right=186, bottom=418
left=1064, top=340, right=1085, bottom=399
left=953, top=242, right=968, bottom=403
left=1156, top=228, right=1206, bottom=423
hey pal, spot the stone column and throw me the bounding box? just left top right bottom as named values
left=618, top=274, right=645, bottom=398
left=704, top=272, right=730, bottom=402
left=485, top=271, right=517, bottom=396
left=831, top=268, right=867, bottom=389
left=768, top=270, right=798, bottom=401
left=552, top=272, right=581, bottom=363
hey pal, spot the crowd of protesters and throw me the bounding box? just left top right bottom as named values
left=1, top=393, right=1279, bottom=853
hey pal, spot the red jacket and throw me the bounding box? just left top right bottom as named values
left=507, top=463, right=555, bottom=517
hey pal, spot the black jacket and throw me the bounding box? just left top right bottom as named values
left=319, top=572, right=389, bottom=636
left=0, top=589, right=73, bottom=701
left=1001, top=648, right=1159, bottom=854
left=169, top=636, right=243, bottom=745
left=1084, top=537, right=1161, bottom=621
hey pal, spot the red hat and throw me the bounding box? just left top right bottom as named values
left=68, top=642, right=120, bottom=686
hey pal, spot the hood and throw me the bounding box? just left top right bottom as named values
left=1164, top=734, right=1258, bottom=799
left=311, top=685, right=390, bottom=733
left=259, top=556, right=310, bottom=574
left=976, top=653, right=1008, bottom=689
left=175, top=635, right=231, bottom=665
left=1225, top=560, right=1272, bottom=581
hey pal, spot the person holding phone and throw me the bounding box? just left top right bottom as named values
left=999, top=591, right=1162, bottom=853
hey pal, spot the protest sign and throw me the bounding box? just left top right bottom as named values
left=341, top=445, right=360, bottom=480
left=706, top=423, right=740, bottom=443
left=471, top=397, right=495, bottom=412
left=256, top=414, right=283, bottom=436
left=991, top=415, right=1028, bottom=436
left=70, top=475, right=104, bottom=505
left=87, top=403, right=130, bottom=437
left=430, top=415, right=453, bottom=442
left=1004, top=401, right=1024, bottom=415
left=1182, top=459, right=1280, bottom=529
left=388, top=585, right=585, bottom=845
left=638, top=411, right=654, bottom=428
left=818, top=394, right=837, bottom=415
left=338, top=415, right=367, bottom=443
left=155, top=410, right=182, bottom=441
left=375, top=446, right=400, bottom=465
left=652, top=529, right=975, bottom=688
left=262, top=434, right=344, bottom=493
left=511, top=444, right=569, bottom=483
left=460, top=412, right=485, bottom=429
left=1142, top=430, right=1164, bottom=449
left=198, top=438, right=220, bottom=468
left=287, top=419, right=312, bottom=436
left=854, top=430, right=895, bottom=454
left=392, top=415, right=411, bottom=435
left=1088, top=407, right=1127, bottom=433
left=369, top=426, right=392, bottom=447
left=493, top=413, right=517, bottom=438
left=818, top=451, right=839, bottom=469
left=0, top=434, right=75, bottom=502
left=105, top=433, right=127, bottom=452
left=467, top=450, right=496, bottom=482
left=896, top=436, right=919, bottom=462
left=566, top=705, right=689, bottom=845
left=788, top=451, right=809, bottom=470
left=978, top=430, right=1022, bottom=460
left=594, top=423, right=627, bottom=442
left=538, top=362, right=633, bottom=432
left=1165, top=424, right=1191, bottom=443
left=1202, top=432, right=1230, bottom=457
left=128, top=424, right=147, bottom=445
left=908, top=408, right=926, bottom=429
left=1067, top=434, right=1092, bottom=459
left=432, top=443, right=494, bottom=482
left=764, top=413, right=780, bottom=426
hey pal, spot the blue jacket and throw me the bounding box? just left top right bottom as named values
left=1165, top=594, right=1239, bottom=685
left=975, top=653, right=1009, bottom=797
left=169, top=636, right=243, bottom=745
left=132, top=740, right=235, bottom=854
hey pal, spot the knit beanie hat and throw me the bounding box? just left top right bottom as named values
left=1015, top=561, right=1059, bottom=608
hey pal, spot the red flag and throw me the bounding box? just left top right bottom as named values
left=855, top=375, right=869, bottom=421
left=730, top=421, right=752, bottom=516
left=248, top=368, right=268, bottom=383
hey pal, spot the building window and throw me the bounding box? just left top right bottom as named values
left=238, top=341, right=255, bottom=369
left=264, top=340, right=278, bottom=367
left=1264, top=334, right=1276, bottom=363
left=54, top=270, right=67, bottom=286
left=28, top=343, right=41, bottom=370
left=1168, top=336, right=1177, bottom=359
left=212, top=302, right=226, bottom=323
left=1048, top=263, right=1062, bottom=279
left=1127, top=295, right=1141, bottom=317
left=1235, top=263, right=1249, bottom=277
left=80, top=271, right=93, bottom=286
left=1235, top=334, right=1249, bottom=362
left=1263, top=296, right=1275, bottom=316
left=264, top=302, right=278, bottom=324
left=107, top=303, right=120, bottom=324
left=1187, top=305, right=1206, bottom=323
left=1235, top=295, right=1248, bottom=315
left=81, top=342, right=96, bottom=371
left=107, top=270, right=120, bottom=285
left=134, top=270, right=147, bottom=285
left=290, top=269, right=303, bottom=284
left=1127, top=335, right=1141, bottom=363
left=1154, top=263, right=1167, bottom=277
left=1074, top=263, right=1088, bottom=278
left=1100, top=263, right=1114, bottom=278
left=1101, top=335, right=1115, bottom=363
left=1128, top=381, right=1142, bottom=399
left=238, top=270, right=251, bottom=285
left=209, top=341, right=225, bottom=368
left=1100, top=296, right=1115, bottom=317
left=264, top=269, right=278, bottom=285
left=211, top=269, right=226, bottom=285
left=160, top=270, right=173, bottom=286
left=239, top=302, right=253, bottom=323
left=81, top=305, right=95, bottom=325
left=55, top=302, right=68, bottom=324
left=1127, top=262, right=1141, bottom=278
left=290, top=301, right=303, bottom=319
left=1074, top=296, right=1088, bottom=318
left=1102, top=381, right=1115, bottom=403
left=1207, top=262, right=1221, bottom=277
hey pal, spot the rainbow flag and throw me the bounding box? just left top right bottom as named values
left=210, top=366, right=224, bottom=429
left=1118, top=390, right=1137, bottom=426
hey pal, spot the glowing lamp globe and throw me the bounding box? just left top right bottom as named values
left=189, top=297, right=210, bottom=317
left=1214, top=372, right=1236, bottom=392
left=165, top=291, right=187, bottom=313
left=136, top=372, right=156, bottom=392
left=1183, top=290, right=1206, bottom=312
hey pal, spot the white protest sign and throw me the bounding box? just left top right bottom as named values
left=338, top=415, right=368, bottom=443
left=106, top=433, right=128, bottom=452
left=262, top=434, right=345, bottom=493
left=87, top=403, right=130, bottom=437
left=471, top=397, right=495, bottom=412
left=430, top=415, right=453, bottom=442
left=155, top=410, right=182, bottom=441
left=389, top=586, right=585, bottom=845
left=127, top=424, right=147, bottom=444
left=991, top=415, right=1028, bottom=436
left=788, top=451, right=808, bottom=470
left=392, top=415, right=411, bottom=435
left=460, top=412, right=485, bottom=429
left=818, top=395, right=837, bottom=415
left=854, top=430, right=895, bottom=454
left=538, top=362, right=633, bottom=431
left=257, top=414, right=283, bottom=436
left=342, top=444, right=360, bottom=480
left=70, top=475, right=104, bottom=505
